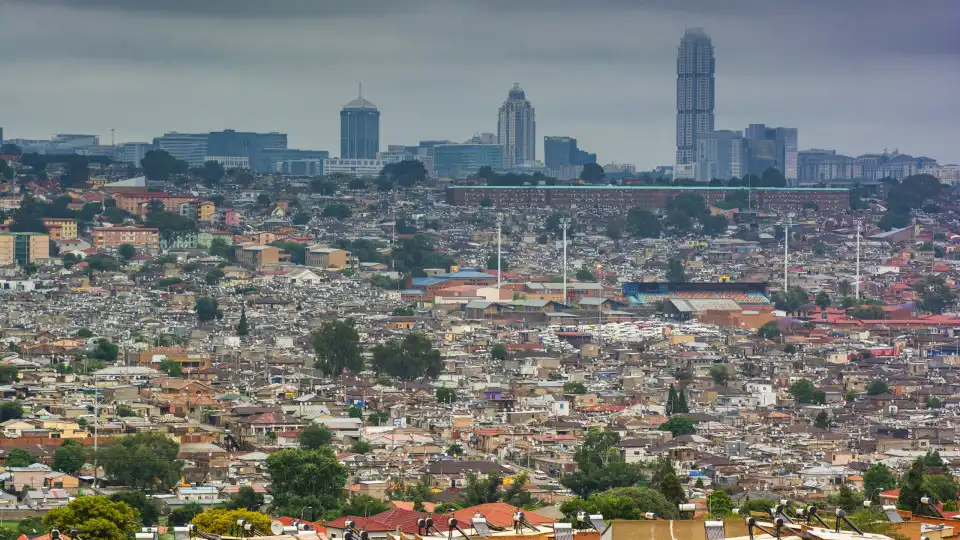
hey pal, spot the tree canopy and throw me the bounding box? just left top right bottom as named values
left=53, top=439, right=87, bottom=475
left=560, top=430, right=645, bottom=498
left=100, top=433, right=183, bottom=490
left=371, top=333, right=442, bottom=380
left=266, top=447, right=349, bottom=519
left=298, top=424, right=333, bottom=449
left=44, top=496, right=139, bottom=540
left=311, top=319, right=364, bottom=375
left=192, top=509, right=272, bottom=536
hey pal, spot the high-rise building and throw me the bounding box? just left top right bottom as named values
left=797, top=149, right=855, bottom=184
left=153, top=132, right=209, bottom=167
left=543, top=136, right=597, bottom=169
left=0, top=232, right=49, bottom=266
left=433, top=144, right=504, bottom=179
left=743, top=124, right=799, bottom=183
left=497, top=83, right=536, bottom=169
left=676, top=28, right=715, bottom=167
left=340, top=86, right=380, bottom=160
left=695, top=130, right=745, bottom=183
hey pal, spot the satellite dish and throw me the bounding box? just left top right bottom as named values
left=271, top=521, right=284, bottom=535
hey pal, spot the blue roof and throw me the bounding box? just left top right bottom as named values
left=446, top=270, right=497, bottom=278
left=412, top=277, right=447, bottom=287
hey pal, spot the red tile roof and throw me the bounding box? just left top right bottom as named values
left=453, top=503, right=553, bottom=529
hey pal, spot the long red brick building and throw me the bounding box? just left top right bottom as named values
left=445, top=185, right=850, bottom=212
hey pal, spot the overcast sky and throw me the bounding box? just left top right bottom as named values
left=1, top=0, right=957, bottom=167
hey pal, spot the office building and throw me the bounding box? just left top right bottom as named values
left=797, top=150, right=856, bottom=184
left=695, top=130, right=746, bottom=183
left=153, top=132, right=209, bottom=167
left=42, top=218, right=78, bottom=241
left=322, top=158, right=385, bottom=178
left=0, top=232, right=49, bottom=266
left=340, top=87, right=380, bottom=160
left=115, top=142, right=153, bottom=166
left=433, top=144, right=504, bottom=179
left=676, top=28, right=715, bottom=167
left=205, top=130, right=288, bottom=171
left=743, top=124, right=798, bottom=183
left=256, top=148, right=329, bottom=175
left=497, top=83, right=536, bottom=169
left=854, top=150, right=938, bottom=181
left=543, top=136, right=596, bottom=169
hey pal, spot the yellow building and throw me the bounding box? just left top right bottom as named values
left=42, top=218, right=79, bottom=240
left=0, top=232, right=50, bottom=266
left=197, top=201, right=216, bottom=222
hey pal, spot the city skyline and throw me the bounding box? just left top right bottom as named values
left=1, top=0, right=958, bottom=167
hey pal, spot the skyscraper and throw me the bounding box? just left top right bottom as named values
left=676, top=28, right=715, bottom=168
left=695, top=130, right=745, bottom=183
left=340, top=85, right=380, bottom=160
left=497, top=83, right=536, bottom=169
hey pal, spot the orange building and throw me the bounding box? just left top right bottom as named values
left=113, top=192, right=198, bottom=216
left=42, top=218, right=79, bottom=240
left=130, top=347, right=212, bottom=371
left=93, top=227, right=160, bottom=250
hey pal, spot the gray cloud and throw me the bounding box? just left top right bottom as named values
left=1, top=0, right=957, bottom=166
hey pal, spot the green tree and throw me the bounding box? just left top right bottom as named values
left=322, top=204, right=352, bottom=220
left=490, top=343, right=508, bottom=361
left=267, top=448, right=349, bottom=518
left=348, top=178, right=367, bottom=190
left=195, top=296, right=222, bottom=322
left=626, top=207, right=661, bottom=238
left=561, top=430, right=645, bottom=497
left=109, top=491, right=160, bottom=526
left=898, top=457, right=927, bottom=513
left=866, top=379, right=890, bottom=396
left=205, top=268, right=225, bottom=285
left=701, top=214, right=729, bottom=236
left=99, top=433, right=183, bottom=490
left=651, top=458, right=686, bottom=505
left=292, top=212, right=310, bottom=226
left=91, top=338, right=119, bottom=362
left=6, top=448, right=36, bottom=467
left=758, top=321, right=781, bottom=340
left=561, top=487, right=679, bottom=521
left=298, top=424, right=333, bottom=449
left=834, top=484, right=864, bottom=514
left=348, top=406, right=363, bottom=420
left=341, top=495, right=390, bottom=517
left=44, top=496, right=139, bottom=540
left=446, top=444, right=464, bottom=457
left=209, top=238, right=235, bottom=260
left=76, top=328, right=94, bottom=338
left=311, top=319, right=364, bottom=375
left=350, top=440, right=373, bottom=454
left=814, top=410, right=830, bottom=429
left=53, top=439, right=87, bottom=475
left=462, top=471, right=503, bottom=506
left=116, top=404, right=137, bottom=417
left=925, top=396, right=944, bottom=409
left=838, top=280, right=852, bottom=297
left=370, top=333, right=442, bottom=380
left=844, top=389, right=857, bottom=403
left=915, top=276, right=957, bottom=314
left=575, top=268, right=596, bottom=282
left=708, top=365, right=729, bottom=386
left=117, top=243, right=136, bottom=261
left=502, top=472, right=534, bottom=508
left=225, top=486, right=265, bottom=511
left=740, top=498, right=776, bottom=516
left=922, top=475, right=958, bottom=503
left=367, top=411, right=389, bottom=426
left=197, top=160, right=225, bottom=186
left=380, top=160, right=427, bottom=187
left=657, top=417, right=697, bottom=436
left=0, top=400, right=23, bottom=421
left=436, top=387, right=456, bottom=404
left=141, top=150, right=188, bottom=182
left=236, top=307, right=250, bottom=336
left=192, top=509, right=271, bottom=536
left=863, top=463, right=897, bottom=502
left=708, top=490, right=734, bottom=517
left=158, top=358, right=184, bottom=377
left=580, top=163, right=606, bottom=184
left=815, top=291, right=831, bottom=309
left=788, top=379, right=817, bottom=404
left=666, top=258, right=686, bottom=282
left=564, top=381, right=588, bottom=394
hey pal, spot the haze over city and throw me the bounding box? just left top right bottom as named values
left=1, top=0, right=958, bottom=166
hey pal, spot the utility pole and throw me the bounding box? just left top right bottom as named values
left=496, top=213, right=503, bottom=293
left=596, top=264, right=603, bottom=352
left=560, top=218, right=571, bottom=304
left=92, top=372, right=99, bottom=488
left=855, top=220, right=861, bottom=301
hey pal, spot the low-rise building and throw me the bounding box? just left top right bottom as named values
left=0, top=232, right=50, bottom=266
left=92, top=227, right=160, bottom=250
